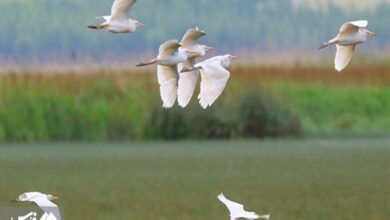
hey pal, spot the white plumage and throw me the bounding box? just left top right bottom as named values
left=319, top=20, right=376, bottom=72
left=13, top=192, right=61, bottom=220
left=189, top=54, right=236, bottom=109
left=137, top=40, right=196, bottom=108
left=157, top=65, right=179, bottom=108
left=218, top=193, right=270, bottom=220
left=177, top=27, right=214, bottom=108
left=88, top=0, right=143, bottom=33
left=335, top=44, right=356, bottom=72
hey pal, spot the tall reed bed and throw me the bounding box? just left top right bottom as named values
left=0, top=65, right=389, bottom=142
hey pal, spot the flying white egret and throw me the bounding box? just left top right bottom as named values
left=182, top=54, right=237, bottom=109
left=13, top=192, right=61, bottom=220
left=137, top=40, right=198, bottom=108
left=177, top=27, right=214, bottom=108
left=218, top=193, right=270, bottom=220
left=319, top=20, right=376, bottom=72
left=88, top=0, right=144, bottom=33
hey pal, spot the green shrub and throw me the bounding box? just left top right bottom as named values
left=237, top=93, right=302, bottom=138
left=188, top=110, right=231, bottom=139
left=144, top=107, right=189, bottom=140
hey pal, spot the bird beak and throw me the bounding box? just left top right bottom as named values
left=231, top=55, right=238, bottom=60
left=367, top=31, right=377, bottom=36
left=52, top=196, right=60, bottom=200
left=206, top=46, right=214, bottom=52
left=11, top=198, right=19, bottom=202
left=135, top=21, right=144, bottom=28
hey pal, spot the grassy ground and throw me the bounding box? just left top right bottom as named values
left=0, top=139, right=388, bottom=220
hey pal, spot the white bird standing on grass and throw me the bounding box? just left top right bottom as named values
left=12, top=192, right=61, bottom=220
left=218, top=193, right=270, bottom=220
left=177, top=27, right=214, bottom=108
left=319, top=20, right=376, bottom=72
left=136, top=40, right=198, bottom=108
left=182, top=54, right=237, bottom=109
left=88, top=0, right=144, bottom=33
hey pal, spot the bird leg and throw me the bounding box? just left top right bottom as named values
left=318, top=42, right=331, bottom=50
left=319, top=37, right=339, bottom=50
left=136, top=59, right=157, bottom=67
left=180, top=66, right=202, bottom=73
left=87, top=23, right=108, bottom=29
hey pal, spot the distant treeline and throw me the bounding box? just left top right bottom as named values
left=0, top=0, right=389, bottom=63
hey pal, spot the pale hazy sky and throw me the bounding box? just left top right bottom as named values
left=291, top=0, right=390, bottom=12
left=1, top=0, right=389, bottom=12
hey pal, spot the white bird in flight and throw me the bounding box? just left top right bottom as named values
left=319, top=20, right=376, bottom=72
left=182, top=54, right=237, bottom=109
left=136, top=40, right=198, bottom=108
left=13, top=192, right=61, bottom=220
left=177, top=27, right=214, bottom=108
left=88, top=0, right=144, bottom=33
left=218, top=193, right=270, bottom=220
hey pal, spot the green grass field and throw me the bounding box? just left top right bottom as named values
left=0, top=139, right=388, bottom=220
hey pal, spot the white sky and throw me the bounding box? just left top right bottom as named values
left=292, top=0, right=390, bottom=12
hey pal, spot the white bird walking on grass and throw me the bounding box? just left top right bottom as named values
left=12, top=192, right=61, bottom=220
left=177, top=27, right=214, bottom=108
left=182, top=54, right=237, bottom=109
left=319, top=20, right=376, bottom=72
left=218, top=193, right=270, bottom=220
left=136, top=40, right=198, bottom=108
left=88, top=0, right=144, bottom=33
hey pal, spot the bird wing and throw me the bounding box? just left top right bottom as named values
left=30, top=197, right=61, bottom=220
left=158, top=40, right=182, bottom=59
left=339, top=20, right=368, bottom=36
left=157, top=65, right=179, bottom=108
left=110, top=0, right=137, bottom=21
left=335, top=44, right=356, bottom=72
left=198, top=60, right=230, bottom=109
left=181, top=27, right=206, bottom=47
left=218, top=193, right=244, bottom=210
left=217, top=193, right=247, bottom=217
left=17, top=192, right=42, bottom=201
left=218, top=193, right=261, bottom=219
left=177, top=58, right=199, bottom=108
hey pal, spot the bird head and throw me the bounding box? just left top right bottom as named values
left=226, top=54, right=238, bottom=60
left=202, top=45, right=214, bottom=52
left=181, top=48, right=200, bottom=57
left=46, top=194, right=60, bottom=201
left=221, top=54, right=237, bottom=68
